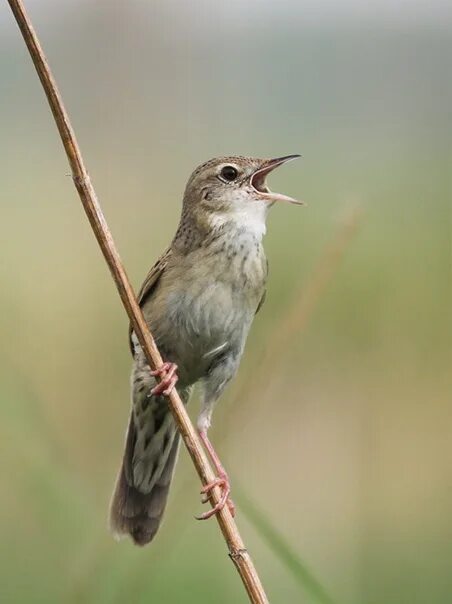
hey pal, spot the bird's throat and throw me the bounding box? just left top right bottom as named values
left=205, top=202, right=268, bottom=240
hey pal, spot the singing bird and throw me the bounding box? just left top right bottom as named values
left=110, top=155, right=302, bottom=545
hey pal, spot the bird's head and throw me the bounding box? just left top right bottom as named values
left=182, top=155, right=303, bottom=235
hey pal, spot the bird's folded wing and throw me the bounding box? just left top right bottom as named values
left=128, top=247, right=172, bottom=355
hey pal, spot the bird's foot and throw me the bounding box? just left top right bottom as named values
left=150, top=362, right=178, bottom=396
left=196, top=427, right=236, bottom=519
left=196, top=471, right=236, bottom=520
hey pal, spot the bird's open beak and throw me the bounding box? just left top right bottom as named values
left=250, top=155, right=304, bottom=205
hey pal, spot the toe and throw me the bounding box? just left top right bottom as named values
left=162, top=374, right=178, bottom=395
left=200, top=477, right=226, bottom=495
left=197, top=476, right=232, bottom=520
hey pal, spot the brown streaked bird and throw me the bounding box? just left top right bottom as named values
left=109, top=155, right=302, bottom=546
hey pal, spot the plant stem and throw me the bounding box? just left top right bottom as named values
left=6, top=1, right=269, bottom=601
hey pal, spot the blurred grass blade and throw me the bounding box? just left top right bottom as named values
left=235, top=482, right=340, bottom=604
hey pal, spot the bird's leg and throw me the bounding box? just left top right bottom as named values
left=150, top=362, right=179, bottom=396
left=195, top=358, right=238, bottom=520
left=196, top=427, right=236, bottom=520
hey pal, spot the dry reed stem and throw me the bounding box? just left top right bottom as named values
left=6, top=1, right=268, bottom=601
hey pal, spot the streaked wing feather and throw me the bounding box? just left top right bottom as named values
left=128, top=248, right=172, bottom=355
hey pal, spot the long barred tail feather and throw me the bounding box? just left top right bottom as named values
left=109, top=412, right=181, bottom=546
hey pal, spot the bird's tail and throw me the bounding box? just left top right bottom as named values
left=109, top=412, right=180, bottom=546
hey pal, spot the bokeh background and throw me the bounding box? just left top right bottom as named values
left=0, top=1, right=450, bottom=603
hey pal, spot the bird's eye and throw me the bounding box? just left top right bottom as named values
left=220, top=165, right=238, bottom=182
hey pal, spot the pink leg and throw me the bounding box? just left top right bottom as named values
left=150, top=362, right=179, bottom=396
left=196, top=429, right=236, bottom=520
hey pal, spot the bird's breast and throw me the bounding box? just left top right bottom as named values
left=149, top=234, right=266, bottom=381
left=199, top=232, right=267, bottom=310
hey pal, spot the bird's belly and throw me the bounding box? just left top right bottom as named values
left=151, top=276, right=254, bottom=384
left=171, top=282, right=248, bottom=364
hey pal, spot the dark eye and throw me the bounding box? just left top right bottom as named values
left=220, top=165, right=238, bottom=182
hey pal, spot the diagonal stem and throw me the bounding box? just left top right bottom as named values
left=6, top=1, right=269, bottom=602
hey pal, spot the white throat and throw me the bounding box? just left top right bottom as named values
left=208, top=202, right=268, bottom=239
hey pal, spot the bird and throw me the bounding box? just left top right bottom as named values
left=109, top=155, right=302, bottom=546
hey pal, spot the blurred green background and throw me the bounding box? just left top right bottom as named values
left=0, top=1, right=450, bottom=603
